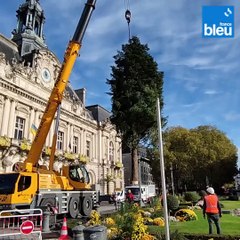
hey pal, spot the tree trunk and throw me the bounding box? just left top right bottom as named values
left=131, top=147, right=139, bottom=185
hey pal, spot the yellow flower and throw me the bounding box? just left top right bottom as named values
left=153, top=217, right=165, bottom=226
left=132, top=213, right=148, bottom=240
left=107, top=227, right=120, bottom=239
left=144, top=217, right=153, bottom=225
left=141, top=234, right=156, bottom=240
left=105, top=217, right=115, bottom=226
left=88, top=210, right=101, bottom=225
left=0, top=136, right=11, bottom=147
left=175, top=209, right=198, bottom=222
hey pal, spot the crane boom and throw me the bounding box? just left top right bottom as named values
left=24, top=0, right=96, bottom=169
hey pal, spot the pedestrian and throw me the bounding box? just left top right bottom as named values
left=196, top=190, right=207, bottom=209
left=126, top=189, right=134, bottom=203
left=112, top=192, right=117, bottom=210
left=203, top=187, right=222, bottom=234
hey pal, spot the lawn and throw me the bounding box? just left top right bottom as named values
left=148, top=200, right=240, bottom=236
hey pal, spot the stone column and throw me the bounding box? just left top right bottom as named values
left=7, top=99, right=16, bottom=138
left=49, top=119, right=55, bottom=147
left=67, top=123, right=71, bottom=152
left=28, top=107, right=35, bottom=140
left=34, top=110, right=40, bottom=127
left=80, top=129, right=84, bottom=154
left=70, top=125, right=73, bottom=152
left=92, top=133, right=95, bottom=160
left=1, top=97, right=11, bottom=136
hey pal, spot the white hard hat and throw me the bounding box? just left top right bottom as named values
left=206, top=187, right=215, bottom=194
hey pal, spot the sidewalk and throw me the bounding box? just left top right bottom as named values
left=42, top=231, right=61, bottom=240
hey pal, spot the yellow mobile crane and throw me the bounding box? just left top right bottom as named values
left=0, top=0, right=97, bottom=218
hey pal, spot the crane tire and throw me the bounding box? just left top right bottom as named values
left=39, top=198, right=56, bottom=227
left=69, top=197, right=80, bottom=218
left=81, top=196, right=92, bottom=216
left=40, top=198, right=56, bottom=212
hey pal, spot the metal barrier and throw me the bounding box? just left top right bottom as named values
left=0, top=208, right=43, bottom=239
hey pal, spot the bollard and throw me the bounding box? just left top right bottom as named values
left=72, top=225, right=85, bottom=240
left=83, top=225, right=107, bottom=240
left=42, top=210, right=51, bottom=232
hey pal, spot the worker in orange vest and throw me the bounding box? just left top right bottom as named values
left=203, top=187, right=222, bottom=234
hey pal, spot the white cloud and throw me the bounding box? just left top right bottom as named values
left=204, top=90, right=218, bottom=95
left=2, top=0, right=240, bottom=162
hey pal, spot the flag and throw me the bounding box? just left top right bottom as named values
left=30, top=124, right=37, bottom=136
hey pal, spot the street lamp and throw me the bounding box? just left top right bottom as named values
left=138, top=158, right=143, bottom=207
left=170, top=163, right=175, bottom=196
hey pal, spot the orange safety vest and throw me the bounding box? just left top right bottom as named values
left=205, top=194, right=219, bottom=214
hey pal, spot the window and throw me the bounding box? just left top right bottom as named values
left=86, top=140, right=90, bottom=157
left=73, top=136, right=78, bottom=154
left=18, top=176, right=31, bottom=192
left=14, top=117, right=25, bottom=140
left=57, top=131, right=64, bottom=150
left=109, top=141, right=114, bottom=162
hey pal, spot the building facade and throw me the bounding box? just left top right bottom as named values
left=0, top=0, right=123, bottom=195
left=122, top=148, right=154, bottom=186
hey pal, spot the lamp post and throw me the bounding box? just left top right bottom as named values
left=170, top=163, right=175, bottom=196
left=138, top=158, right=142, bottom=206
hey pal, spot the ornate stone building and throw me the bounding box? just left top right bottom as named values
left=0, top=0, right=123, bottom=195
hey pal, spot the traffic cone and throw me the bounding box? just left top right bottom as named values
left=58, top=217, right=69, bottom=240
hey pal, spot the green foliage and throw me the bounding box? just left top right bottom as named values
left=111, top=203, right=148, bottom=240
left=151, top=125, right=238, bottom=192
left=184, top=192, right=200, bottom=203
left=119, top=202, right=139, bottom=215
left=149, top=196, right=161, bottom=210
left=162, top=195, right=179, bottom=212
left=107, top=36, right=166, bottom=182
left=151, top=209, right=164, bottom=219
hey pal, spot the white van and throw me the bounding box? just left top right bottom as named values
left=125, top=184, right=156, bottom=204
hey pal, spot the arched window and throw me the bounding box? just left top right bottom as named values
left=109, top=141, right=114, bottom=162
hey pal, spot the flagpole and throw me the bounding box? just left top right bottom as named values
left=157, top=98, right=170, bottom=240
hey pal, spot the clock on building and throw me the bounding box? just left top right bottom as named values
left=41, top=68, right=51, bottom=83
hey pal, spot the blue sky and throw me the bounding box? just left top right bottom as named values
left=1, top=1, right=240, bottom=166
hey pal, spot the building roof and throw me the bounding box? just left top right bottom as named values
left=0, top=34, right=21, bottom=64
left=86, top=105, right=111, bottom=122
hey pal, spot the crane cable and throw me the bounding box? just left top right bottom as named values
left=124, top=0, right=131, bottom=41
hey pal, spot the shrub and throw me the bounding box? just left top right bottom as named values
left=164, top=195, right=179, bottom=212
left=113, top=210, right=148, bottom=240
left=151, top=209, right=164, bottom=219
left=184, top=192, right=200, bottom=202
left=184, top=192, right=200, bottom=203
left=150, top=196, right=162, bottom=210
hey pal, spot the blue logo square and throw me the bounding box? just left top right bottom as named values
left=202, top=6, right=234, bottom=38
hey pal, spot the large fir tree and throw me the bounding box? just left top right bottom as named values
left=107, top=36, right=166, bottom=184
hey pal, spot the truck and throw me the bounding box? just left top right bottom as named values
left=0, top=0, right=98, bottom=219
left=125, top=184, right=156, bottom=204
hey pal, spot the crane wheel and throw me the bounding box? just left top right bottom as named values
left=40, top=198, right=56, bottom=227
left=69, top=197, right=80, bottom=218
left=40, top=198, right=56, bottom=213
left=81, top=196, right=92, bottom=216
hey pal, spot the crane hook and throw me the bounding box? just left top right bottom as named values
left=125, top=9, right=131, bottom=24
